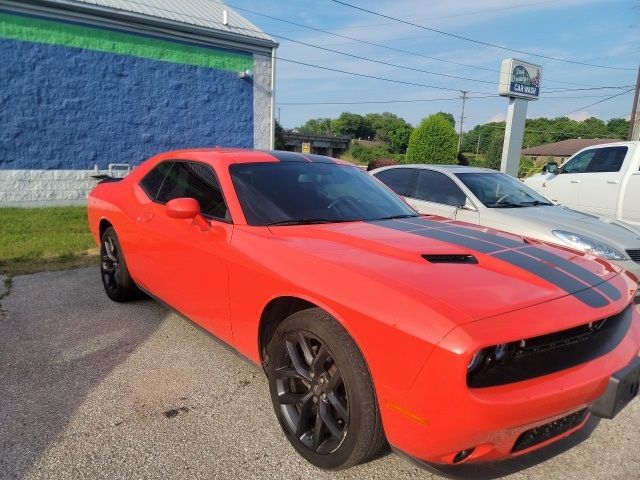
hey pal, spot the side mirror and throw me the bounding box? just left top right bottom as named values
left=545, top=163, right=559, bottom=174
left=461, top=198, right=477, bottom=211
left=166, top=197, right=200, bottom=219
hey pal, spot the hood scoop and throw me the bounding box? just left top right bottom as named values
left=422, top=254, right=478, bottom=264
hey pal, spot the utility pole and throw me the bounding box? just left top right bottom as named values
left=458, top=90, right=468, bottom=153
left=458, top=91, right=467, bottom=152
left=277, top=107, right=281, bottom=124
left=476, top=134, right=481, bottom=155
left=628, top=66, right=640, bottom=141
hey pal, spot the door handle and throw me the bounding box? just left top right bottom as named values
left=137, top=212, right=154, bottom=223
left=606, top=180, right=619, bottom=184
left=570, top=180, right=580, bottom=184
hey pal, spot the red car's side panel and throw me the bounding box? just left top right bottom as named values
left=226, top=225, right=448, bottom=388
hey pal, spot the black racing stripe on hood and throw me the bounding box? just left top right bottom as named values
left=526, top=248, right=622, bottom=301
left=369, top=219, right=613, bottom=308
left=405, top=217, right=621, bottom=302
left=494, top=250, right=609, bottom=308
left=400, top=217, right=525, bottom=249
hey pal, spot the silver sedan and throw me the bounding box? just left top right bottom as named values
left=370, top=164, right=640, bottom=283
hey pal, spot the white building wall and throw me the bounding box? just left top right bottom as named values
left=253, top=53, right=274, bottom=150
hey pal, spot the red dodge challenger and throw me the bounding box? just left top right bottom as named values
left=88, top=148, right=640, bottom=471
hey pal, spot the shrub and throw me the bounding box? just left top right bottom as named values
left=349, top=141, right=392, bottom=163
left=405, top=114, right=458, bottom=164
left=367, top=158, right=398, bottom=171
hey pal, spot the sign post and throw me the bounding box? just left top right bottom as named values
left=498, top=59, right=542, bottom=177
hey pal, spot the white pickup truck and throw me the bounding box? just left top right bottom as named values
left=524, top=141, right=640, bottom=228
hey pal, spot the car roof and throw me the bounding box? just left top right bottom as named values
left=153, top=148, right=351, bottom=165
left=373, top=164, right=499, bottom=174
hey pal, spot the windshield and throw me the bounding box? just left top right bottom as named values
left=455, top=172, right=553, bottom=208
left=230, top=162, right=418, bottom=226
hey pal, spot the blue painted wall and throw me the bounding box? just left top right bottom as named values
left=0, top=39, right=254, bottom=170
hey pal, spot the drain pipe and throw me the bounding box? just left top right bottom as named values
left=270, top=46, right=276, bottom=150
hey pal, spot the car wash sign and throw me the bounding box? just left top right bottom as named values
left=499, top=59, right=541, bottom=100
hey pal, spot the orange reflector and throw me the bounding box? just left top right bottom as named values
left=385, top=400, right=429, bottom=426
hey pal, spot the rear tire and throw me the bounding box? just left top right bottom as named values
left=267, top=308, right=386, bottom=469
left=100, top=226, right=141, bottom=302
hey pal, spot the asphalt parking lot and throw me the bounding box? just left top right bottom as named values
left=0, top=268, right=638, bottom=480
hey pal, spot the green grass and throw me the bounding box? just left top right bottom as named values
left=0, top=206, right=98, bottom=275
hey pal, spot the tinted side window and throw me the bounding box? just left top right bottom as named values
left=561, top=150, right=596, bottom=174
left=587, top=146, right=628, bottom=173
left=139, top=162, right=173, bottom=200
left=414, top=170, right=467, bottom=207
left=156, top=162, right=229, bottom=220
left=373, top=168, right=416, bottom=196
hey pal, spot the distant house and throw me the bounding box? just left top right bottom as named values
left=0, top=0, right=277, bottom=206
left=522, top=139, right=621, bottom=164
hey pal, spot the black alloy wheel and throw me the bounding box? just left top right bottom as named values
left=101, top=234, right=120, bottom=296
left=274, top=331, right=349, bottom=455
left=100, top=227, right=140, bottom=302
left=267, top=308, right=386, bottom=469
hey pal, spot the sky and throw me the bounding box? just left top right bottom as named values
left=228, top=0, right=639, bottom=131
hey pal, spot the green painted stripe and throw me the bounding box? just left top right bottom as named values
left=0, top=12, right=252, bottom=72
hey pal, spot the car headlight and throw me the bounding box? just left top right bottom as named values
left=552, top=230, right=626, bottom=261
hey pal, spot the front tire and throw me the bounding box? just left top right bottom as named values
left=100, top=226, right=140, bottom=302
left=267, top=308, right=386, bottom=469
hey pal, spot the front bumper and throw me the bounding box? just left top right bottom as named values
left=379, top=286, right=640, bottom=466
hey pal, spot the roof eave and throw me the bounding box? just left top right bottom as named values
left=5, top=0, right=279, bottom=53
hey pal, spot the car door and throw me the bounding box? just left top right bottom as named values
left=134, top=160, right=234, bottom=343
left=621, top=151, right=640, bottom=226
left=577, top=146, right=629, bottom=218
left=409, top=170, right=479, bottom=223
left=541, top=149, right=595, bottom=207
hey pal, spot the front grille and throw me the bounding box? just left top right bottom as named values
left=468, top=305, right=633, bottom=388
left=512, top=409, right=588, bottom=453
left=627, top=249, right=640, bottom=263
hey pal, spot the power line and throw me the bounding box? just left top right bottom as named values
left=222, top=1, right=631, bottom=88
left=561, top=88, right=635, bottom=116
left=311, top=0, right=563, bottom=31
left=277, top=93, right=627, bottom=106
left=464, top=122, right=629, bottom=138
left=269, top=34, right=631, bottom=93
left=274, top=56, right=497, bottom=95
left=278, top=95, right=495, bottom=106
left=329, top=0, right=636, bottom=71
left=79, top=0, right=634, bottom=90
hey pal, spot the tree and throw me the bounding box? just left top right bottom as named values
left=435, top=111, right=455, bottom=128
left=274, top=120, right=285, bottom=150
left=298, top=117, right=332, bottom=134
left=405, top=114, right=458, bottom=164
left=330, top=112, right=375, bottom=139
left=365, top=112, right=413, bottom=153
left=607, top=118, right=629, bottom=138
left=485, top=133, right=504, bottom=170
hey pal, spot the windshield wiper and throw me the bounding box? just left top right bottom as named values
left=266, top=218, right=351, bottom=226
left=485, top=202, right=526, bottom=208
left=518, top=200, right=554, bottom=207
left=376, top=214, right=420, bottom=220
